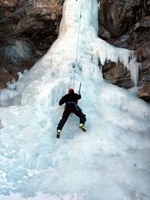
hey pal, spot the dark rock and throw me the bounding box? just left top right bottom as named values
left=137, top=82, right=150, bottom=102
left=2, top=40, right=33, bottom=65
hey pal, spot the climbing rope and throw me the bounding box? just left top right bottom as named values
left=0, top=3, right=32, bottom=24
left=72, top=0, right=82, bottom=89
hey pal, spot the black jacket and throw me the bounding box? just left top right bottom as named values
left=59, top=92, right=81, bottom=106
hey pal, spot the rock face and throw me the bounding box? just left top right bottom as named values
left=0, top=0, right=62, bottom=50
left=0, top=0, right=63, bottom=88
left=99, top=0, right=150, bottom=102
left=99, top=0, right=143, bottom=37
left=137, top=82, right=150, bottom=102
left=0, top=0, right=149, bottom=102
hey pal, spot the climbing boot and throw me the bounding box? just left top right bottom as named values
left=79, top=123, right=86, bottom=132
left=57, top=129, right=61, bottom=138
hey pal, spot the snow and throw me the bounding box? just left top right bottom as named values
left=0, top=0, right=150, bottom=200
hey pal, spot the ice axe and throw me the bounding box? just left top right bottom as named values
left=78, top=83, right=81, bottom=94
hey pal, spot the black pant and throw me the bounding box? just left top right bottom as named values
left=57, top=105, right=86, bottom=131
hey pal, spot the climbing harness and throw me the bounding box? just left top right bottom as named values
left=0, top=3, right=32, bottom=24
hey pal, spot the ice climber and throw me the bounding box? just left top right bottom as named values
left=57, top=88, right=86, bottom=138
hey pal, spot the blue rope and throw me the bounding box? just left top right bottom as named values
left=0, top=3, right=32, bottom=24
